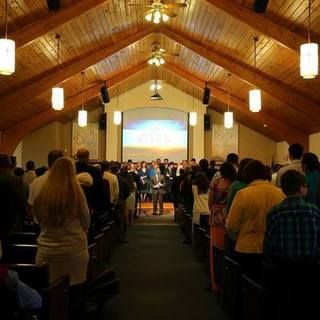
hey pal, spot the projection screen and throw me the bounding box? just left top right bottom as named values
left=122, top=108, right=188, bottom=162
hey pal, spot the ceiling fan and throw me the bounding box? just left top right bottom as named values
left=127, top=0, right=187, bottom=24
left=145, top=40, right=180, bottom=66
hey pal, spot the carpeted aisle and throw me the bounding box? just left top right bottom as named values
left=97, top=224, right=227, bottom=320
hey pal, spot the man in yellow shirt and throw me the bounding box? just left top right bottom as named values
left=226, top=159, right=285, bottom=280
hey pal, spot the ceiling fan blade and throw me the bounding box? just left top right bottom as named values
left=166, top=11, right=178, bottom=18
left=126, top=3, right=153, bottom=7
left=165, top=3, right=188, bottom=9
left=163, top=52, right=180, bottom=56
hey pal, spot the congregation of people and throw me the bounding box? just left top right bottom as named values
left=1, top=142, right=320, bottom=319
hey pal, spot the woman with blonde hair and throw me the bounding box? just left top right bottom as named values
left=34, top=157, right=90, bottom=318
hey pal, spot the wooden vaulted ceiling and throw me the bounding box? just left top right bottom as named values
left=0, top=0, right=320, bottom=153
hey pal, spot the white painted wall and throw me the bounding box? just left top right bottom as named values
left=309, top=133, right=320, bottom=157
left=105, top=82, right=206, bottom=161
left=13, top=142, right=22, bottom=167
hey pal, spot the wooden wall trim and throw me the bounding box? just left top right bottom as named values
left=11, top=0, right=108, bottom=49
left=206, top=0, right=306, bottom=52
left=0, top=63, right=147, bottom=154
left=161, top=27, right=320, bottom=126
left=0, top=27, right=154, bottom=121
left=164, top=63, right=309, bottom=149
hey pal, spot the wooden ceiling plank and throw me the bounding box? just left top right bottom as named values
left=164, top=62, right=308, bottom=149
left=161, top=27, right=320, bottom=125
left=205, top=0, right=307, bottom=52
left=10, top=0, right=108, bottom=49
left=0, top=63, right=148, bottom=154
left=0, top=27, right=154, bottom=118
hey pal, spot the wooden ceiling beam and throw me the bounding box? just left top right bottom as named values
left=11, top=0, right=107, bottom=49
left=161, top=27, right=320, bottom=125
left=0, top=63, right=148, bottom=154
left=0, top=27, right=154, bottom=118
left=164, top=62, right=309, bottom=149
left=206, top=0, right=306, bottom=52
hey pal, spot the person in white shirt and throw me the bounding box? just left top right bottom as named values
left=23, top=160, right=37, bottom=185
left=276, top=143, right=304, bottom=187
left=28, top=150, right=64, bottom=208
left=191, top=171, right=210, bottom=225
left=101, top=161, right=119, bottom=206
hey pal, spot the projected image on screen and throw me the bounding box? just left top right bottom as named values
left=122, top=108, right=188, bottom=162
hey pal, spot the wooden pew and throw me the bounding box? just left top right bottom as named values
left=2, top=244, right=37, bottom=264
left=193, top=223, right=209, bottom=261
left=241, top=274, right=266, bottom=320
left=221, top=256, right=241, bottom=319
left=212, top=244, right=224, bottom=287
left=5, top=232, right=38, bottom=245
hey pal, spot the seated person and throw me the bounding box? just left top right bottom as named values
left=0, top=267, right=42, bottom=312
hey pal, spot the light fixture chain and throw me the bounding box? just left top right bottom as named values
left=5, top=0, right=8, bottom=39
left=81, top=71, right=85, bottom=110
left=227, top=73, right=231, bottom=112
left=308, top=0, right=311, bottom=43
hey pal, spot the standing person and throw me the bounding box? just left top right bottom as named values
left=0, top=157, right=15, bottom=259
left=0, top=154, right=27, bottom=232
left=126, top=174, right=137, bottom=224
left=276, top=143, right=304, bottom=186
left=192, top=172, right=210, bottom=228
left=151, top=168, right=166, bottom=215
left=227, top=160, right=285, bottom=281
left=208, top=162, right=237, bottom=291
left=101, top=161, right=119, bottom=208
left=33, top=157, right=90, bottom=319
left=28, top=150, right=64, bottom=214
left=24, top=161, right=37, bottom=185
left=138, top=161, right=149, bottom=202
left=75, top=148, right=107, bottom=214
left=111, top=163, right=130, bottom=242
left=301, top=152, right=320, bottom=206
left=207, top=160, right=218, bottom=181
left=165, top=161, right=175, bottom=202
left=264, top=170, right=320, bottom=320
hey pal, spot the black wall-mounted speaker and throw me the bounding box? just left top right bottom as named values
left=204, top=114, right=211, bottom=131
left=202, top=83, right=211, bottom=105
left=47, top=0, right=61, bottom=11
left=100, top=85, right=110, bottom=104
left=99, top=113, right=107, bottom=130
left=252, top=0, right=269, bottom=13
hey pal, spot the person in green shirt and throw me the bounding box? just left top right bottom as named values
left=301, top=152, right=320, bottom=206
left=224, top=158, right=252, bottom=257
left=226, top=158, right=252, bottom=214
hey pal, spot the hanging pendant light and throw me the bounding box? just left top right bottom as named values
left=52, top=34, right=64, bottom=110
left=300, top=0, right=318, bottom=79
left=224, top=73, right=234, bottom=129
left=113, top=111, right=122, bottom=125
left=114, top=95, right=122, bottom=125
left=249, top=37, right=262, bottom=112
left=189, top=88, right=197, bottom=126
left=78, top=72, right=87, bottom=127
left=150, top=79, right=162, bottom=91
left=0, top=0, right=15, bottom=75
left=189, top=112, right=197, bottom=126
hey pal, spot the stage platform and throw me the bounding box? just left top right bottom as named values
left=135, top=202, right=175, bottom=224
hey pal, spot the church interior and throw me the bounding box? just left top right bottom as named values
left=0, top=0, right=320, bottom=319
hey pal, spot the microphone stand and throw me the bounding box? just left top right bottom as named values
left=137, top=182, right=149, bottom=217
